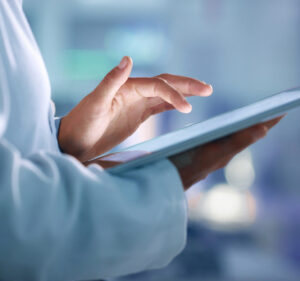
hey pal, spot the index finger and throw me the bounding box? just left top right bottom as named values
left=260, top=115, right=285, bottom=129
left=157, top=73, right=213, bottom=97
left=219, top=124, right=267, bottom=156
left=215, top=115, right=285, bottom=154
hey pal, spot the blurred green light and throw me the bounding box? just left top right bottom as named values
left=62, top=49, right=120, bottom=80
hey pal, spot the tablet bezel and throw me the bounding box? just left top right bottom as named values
left=99, top=88, right=300, bottom=173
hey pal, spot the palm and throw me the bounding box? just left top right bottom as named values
left=92, top=85, right=165, bottom=156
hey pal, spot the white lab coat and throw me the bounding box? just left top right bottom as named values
left=0, top=1, right=187, bottom=280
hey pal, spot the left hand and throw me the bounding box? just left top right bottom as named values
left=58, top=56, right=213, bottom=162
left=169, top=116, right=284, bottom=190
left=85, top=116, right=284, bottom=188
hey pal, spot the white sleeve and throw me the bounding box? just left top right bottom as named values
left=0, top=139, right=187, bottom=281
left=0, top=6, right=187, bottom=278
left=0, top=89, right=187, bottom=281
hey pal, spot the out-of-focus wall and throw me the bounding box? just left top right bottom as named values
left=23, top=1, right=300, bottom=280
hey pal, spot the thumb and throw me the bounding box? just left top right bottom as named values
left=93, top=56, right=133, bottom=104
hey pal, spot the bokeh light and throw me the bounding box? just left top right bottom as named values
left=196, top=184, right=256, bottom=230
left=225, top=149, right=255, bottom=190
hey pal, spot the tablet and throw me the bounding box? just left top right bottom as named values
left=95, top=87, right=300, bottom=173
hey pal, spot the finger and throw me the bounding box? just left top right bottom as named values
left=260, top=115, right=285, bottom=130
left=196, top=124, right=267, bottom=174
left=220, top=124, right=268, bottom=156
left=157, top=73, right=213, bottom=97
left=129, top=77, right=192, bottom=113
left=150, top=103, right=176, bottom=116
left=217, top=115, right=284, bottom=152
left=92, top=56, right=133, bottom=105
left=140, top=102, right=176, bottom=123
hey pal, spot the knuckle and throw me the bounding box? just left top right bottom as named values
left=152, top=78, right=166, bottom=94
left=153, top=77, right=165, bottom=85
left=157, top=73, right=169, bottom=79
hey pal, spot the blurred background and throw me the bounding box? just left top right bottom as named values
left=24, top=0, right=300, bottom=280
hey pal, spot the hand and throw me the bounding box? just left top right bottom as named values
left=58, top=56, right=213, bottom=162
left=169, top=116, right=284, bottom=190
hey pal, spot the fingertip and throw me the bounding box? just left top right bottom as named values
left=275, top=114, right=286, bottom=122
left=114, top=56, right=133, bottom=83
left=128, top=56, right=133, bottom=66
left=124, top=56, right=133, bottom=70
left=207, top=84, right=213, bottom=94
left=186, top=103, right=193, bottom=113
left=263, top=114, right=286, bottom=129
left=97, top=56, right=133, bottom=101
left=117, top=57, right=128, bottom=70
left=253, top=125, right=268, bottom=140
left=202, top=83, right=213, bottom=96
left=181, top=103, right=192, bottom=114
left=193, top=81, right=213, bottom=96
left=118, top=56, right=133, bottom=70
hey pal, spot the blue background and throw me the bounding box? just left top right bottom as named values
left=24, top=0, right=300, bottom=280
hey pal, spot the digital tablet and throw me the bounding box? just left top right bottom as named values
left=92, top=87, right=300, bottom=173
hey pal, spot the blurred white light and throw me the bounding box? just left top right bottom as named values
left=225, top=149, right=255, bottom=189
left=189, top=184, right=256, bottom=230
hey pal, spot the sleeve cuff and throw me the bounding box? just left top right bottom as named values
left=54, top=117, right=61, bottom=137
left=136, top=158, right=188, bottom=269
left=54, top=117, right=63, bottom=152
left=158, top=158, right=188, bottom=265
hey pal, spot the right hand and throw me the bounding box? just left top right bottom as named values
left=58, top=56, right=212, bottom=162
left=169, top=116, right=284, bottom=190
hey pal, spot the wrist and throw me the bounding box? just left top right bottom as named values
left=169, top=151, right=194, bottom=191
left=169, top=148, right=208, bottom=190
left=57, top=117, right=71, bottom=154
left=57, top=116, right=84, bottom=160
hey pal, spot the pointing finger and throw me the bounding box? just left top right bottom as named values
left=157, top=73, right=213, bottom=97
left=260, top=115, right=285, bottom=130
left=127, top=77, right=192, bottom=113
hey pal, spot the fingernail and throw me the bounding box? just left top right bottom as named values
left=118, top=57, right=128, bottom=70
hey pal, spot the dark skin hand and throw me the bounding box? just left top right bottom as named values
left=85, top=116, right=284, bottom=191
left=169, top=116, right=283, bottom=190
